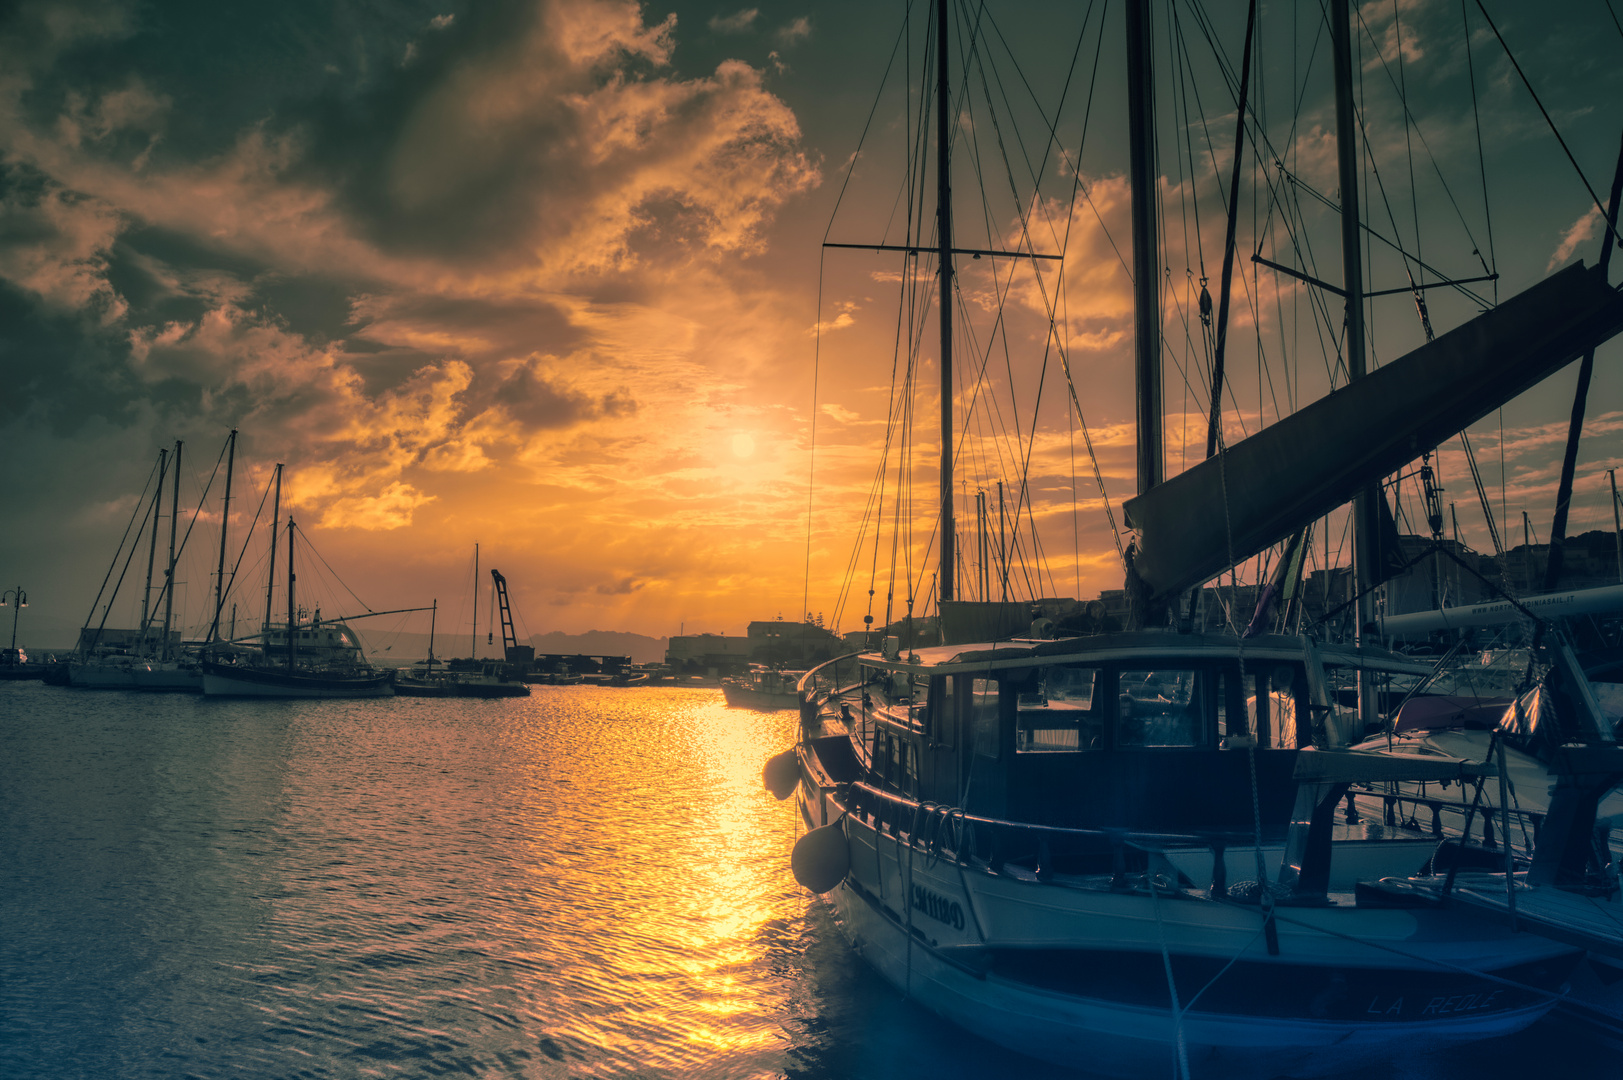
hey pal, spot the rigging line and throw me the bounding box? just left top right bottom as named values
left=1188, top=0, right=1486, bottom=312
left=978, top=0, right=1101, bottom=257
left=1393, top=0, right=1426, bottom=302
left=955, top=26, right=1069, bottom=529
left=958, top=0, right=1120, bottom=568
left=1170, top=4, right=1208, bottom=285
left=1461, top=0, right=1499, bottom=292
left=831, top=269, right=906, bottom=630
left=1169, top=6, right=1217, bottom=475
left=1474, top=0, right=1623, bottom=251
left=1050, top=79, right=1125, bottom=566
left=961, top=49, right=1056, bottom=598
left=1203, top=0, right=1258, bottom=461
left=80, top=454, right=164, bottom=642
left=958, top=12, right=1103, bottom=594
left=978, top=2, right=1130, bottom=280
left=1344, top=0, right=1492, bottom=265
left=805, top=115, right=941, bottom=627
left=154, top=457, right=226, bottom=636
left=1352, top=70, right=1433, bottom=332
left=1169, top=18, right=1279, bottom=434
left=1271, top=163, right=1496, bottom=309
left=823, top=4, right=921, bottom=247
left=219, top=468, right=276, bottom=622
left=297, top=524, right=373, bottom=614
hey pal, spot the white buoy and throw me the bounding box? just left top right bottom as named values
left=791, top=821, right=849, bottom=893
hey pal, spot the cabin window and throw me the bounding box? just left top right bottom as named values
left=1115, top=668, right=1204, bottom=748
left=1270, top=666, right=1301, bottom=749
left=1216, top=671, right=1240, bottom=740
left=910, top=674, right=932, bottom=733
left=1016, top=665, right=1103, bottom=753
left=899, top=738, right=918, bottom=795
left=1245, top=665, right=1305, bottom=748
left=931, top=676, right=957, bottom=746
left=970, top=678, right=1000, bottom=759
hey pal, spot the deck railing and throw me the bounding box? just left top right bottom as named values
left=1346, top=784, right=1550, bottom=853
left=797, top=652, right=867, bottom=726
left=842, top=779, right=1268, bottom=892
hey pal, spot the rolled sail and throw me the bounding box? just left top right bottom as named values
left=1123, top=263, right=1623, bottom=601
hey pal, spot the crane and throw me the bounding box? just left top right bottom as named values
left=489, top=569, right=535, bottom=666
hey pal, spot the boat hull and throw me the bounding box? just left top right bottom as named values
left=820, top=806, right=1576, bottom=1076
left=201, top=663, right=394, bottom=698
left=824, top=872, right=1566, bottom=1076
left=452, top=678, right=530, bottom=698
left=721, top=683, right=799, bottom=710
left=392, top=677, right=453, bottom=697
left=68, top=660, right=203, bottom=692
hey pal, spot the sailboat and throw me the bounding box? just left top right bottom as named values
left=770, top=1, right=1623, bottom=1073
left=69, top=435, right=210, bottom=692
left=201, top=498, right=395, bottom=698
left=392, top=598, right=455, bottom=697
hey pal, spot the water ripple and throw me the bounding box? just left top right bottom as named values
left=3, top=681, right=1611, bottom=1079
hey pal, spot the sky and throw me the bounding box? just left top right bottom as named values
left=2, top=0, right=1622, bottom=650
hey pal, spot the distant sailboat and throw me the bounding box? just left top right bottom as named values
left=201, top=509, right=394, bottom=699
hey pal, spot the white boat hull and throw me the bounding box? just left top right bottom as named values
left=68, top=660, right=203, bottom=692
left=818, top=807, right=1576, bottom=1077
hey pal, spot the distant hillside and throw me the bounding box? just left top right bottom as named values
left=529, top=630, right=667, bottom=664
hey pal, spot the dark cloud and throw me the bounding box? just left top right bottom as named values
left=0, top=278, right=141, bottom=433
left=489, top=361, right=636, bottom=429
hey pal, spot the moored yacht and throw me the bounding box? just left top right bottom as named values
left=781, top=632, right=1584, bottom=1074
left=202, top=615, right=393, bottom=698
left=770, top=0, right=1623, bottom=1071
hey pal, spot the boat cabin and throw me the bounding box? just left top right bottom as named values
left=838, top=633, right=1433, bottom=864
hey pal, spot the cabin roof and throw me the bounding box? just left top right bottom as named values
left=856, top=630, right=1433, bottom=677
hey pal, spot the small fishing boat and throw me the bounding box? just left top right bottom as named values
left=721, top=666, right=804, bottom=710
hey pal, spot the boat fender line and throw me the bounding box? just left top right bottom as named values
left=792, top=818, right=850, bottom=894
left=762, top=748, right=800, bottom=800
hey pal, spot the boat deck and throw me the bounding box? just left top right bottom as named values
left=1381, top=873, right=1623, bottom=963
left=1447, top=875, right=1623, bottom=963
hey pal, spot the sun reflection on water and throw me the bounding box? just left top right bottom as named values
left=497, top=687, right=804, bottom=1074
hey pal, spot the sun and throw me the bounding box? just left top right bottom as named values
left=730, top=433, right=756, bottom=459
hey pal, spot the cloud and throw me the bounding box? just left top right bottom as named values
left=0, top=160, right=127, bottom=320
left=709, top=9, right=759, bottom=34
left=320, top=480, right=435, bottom=530
left=1549, top=206, right=1602, bottom=270
left=775, top=16, right=811, bottom=47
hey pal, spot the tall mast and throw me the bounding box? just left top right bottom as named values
left=1610, top=469, right=1622, bottom=583
left=1331, top=0, right=1379, bottom=725
left=1126, top=0, right=1162, bottom=495
left=263, top=463, right=283, bottom=633
left=429, top=599, right=438, bottom=667
left=210, top=429, right=238, bottom=645
left=935, top=0, right=956, bottom=603
left=141, top=447, right=167, bottom=653
left=286, top=518, right=297, bottom=671
left=162, top=440, right=182, bottom=660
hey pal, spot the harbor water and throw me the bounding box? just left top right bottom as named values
left=0, top=681, right=1612, bottom=1079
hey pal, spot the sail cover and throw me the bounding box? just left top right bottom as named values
left=1123, top=263, right=1623, bottom=601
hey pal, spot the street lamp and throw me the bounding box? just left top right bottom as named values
left=1, top=587, right=27, bottom=655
